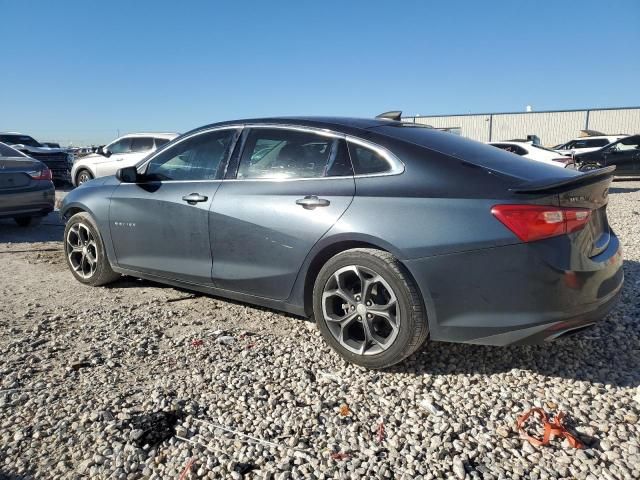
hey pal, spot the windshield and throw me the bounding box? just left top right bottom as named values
left=0, top=142, right=27, bottom=157
left=0, top=134, right=42, bottom=148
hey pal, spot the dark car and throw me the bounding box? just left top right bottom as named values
left=0, top=142, right=55, bottom=226
left=574, top=134, right=640, bottom=175
left=60, top=117, right=623, bottom=368
left=0, top=132, right=72, bottom=184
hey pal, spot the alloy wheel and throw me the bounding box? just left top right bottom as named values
left=322, top=265, right=399, bottom=355
left=66, top=223, right=98, bottom=279
left=77, top=171, right=92, bottom=184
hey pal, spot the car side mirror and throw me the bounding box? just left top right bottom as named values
left=116, top=166, right=139, bottom=183
left=103, top=148, right=112, bottom=158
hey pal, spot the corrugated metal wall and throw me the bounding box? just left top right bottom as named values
left=404, top=107, right=640, bottom=146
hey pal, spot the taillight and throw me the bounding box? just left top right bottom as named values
left=27, top=168, right=53, bottom=181
left=491, top=204, right=591, bottom=242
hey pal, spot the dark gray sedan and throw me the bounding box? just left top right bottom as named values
left=0, top=142, right=55, bottom=226
left=60, top=117, right=623, bottom=368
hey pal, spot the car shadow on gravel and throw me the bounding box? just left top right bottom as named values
left=393, top=259, right=640, bottom=389
left=0, top=212, right=64, bottom=243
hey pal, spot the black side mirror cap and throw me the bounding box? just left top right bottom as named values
left=116, top=166, right=138, bottom=183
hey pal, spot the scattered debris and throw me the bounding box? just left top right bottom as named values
left=419, top=398, right=444, bottom=416
left=190, top=339, right=204, bottom=348
left=496, top=425, right=510, bottom=438
left=339, top=404, right=351, bottom=417
left=166, top=294, right=201, bottom=303
left=178, top=457, right=195, bottom=480
left=376, top=418, right=385, bottom=444
left=126, top=410, right=181, bottom=447
left=70, top=361, right=92, bottom=371
left=330, top=451, right=351, bottom=461
left=545, top=401, right=558, bottom=410
left=215, top=335, right=235, bottom=345
left=516, top=408, right=584, bottom=449
left=233, top=462, right=258, bottom=475
left=317, top=371, right=342, bottom=383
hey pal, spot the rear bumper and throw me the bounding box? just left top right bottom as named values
left=403, top=233, right=624, bottom=346
left=0, top=183, right=55, bottom=219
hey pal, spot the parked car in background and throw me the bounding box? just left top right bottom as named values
left=41, top=142, right=61, bottom=148
left=554, top=135, right=627, bottom=156
left=0, top=142, right=55, bottom=226
left=0, top=132, right=73, bottom=185
left=60, top=117, right=622, bottom=368
left=574, top=134, right=640, bottom=175
left=71, top=133, right=178, bottom=186
left=487, top=141, right=572, bottom=168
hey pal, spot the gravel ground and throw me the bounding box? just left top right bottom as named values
left=1, top=182, right=639, bottom=480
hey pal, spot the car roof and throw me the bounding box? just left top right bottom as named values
left=120, top=132, right=179, bottom=139
left=186, top=117, right=401, bottom=136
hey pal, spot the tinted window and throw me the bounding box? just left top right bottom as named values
left=154, top=138, right=170, bottom=149
left=130, top=137, right=154, bottom=152
left=348, top=143, right=392, bottom=174
left=326, top=139, right=353, bottom=177
left=145, top=129, right=236, bottom=181
left=0, top=134, right=41, bottom=147
left=491, top=143, right=528, bottom=156
left=0, top=143, right=25, bottom=157
left=611, top=136, right=640, bottom=151
left=238, top=129, right=336, bottom=179
left=108, top=138, right=132, bottom=154
left=572, top=138, right=609, bottom=149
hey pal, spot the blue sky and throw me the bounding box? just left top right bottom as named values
left=1, top=0, right=638, bottom=145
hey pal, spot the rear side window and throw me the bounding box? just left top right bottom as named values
left=154, top=137, right=170, bottom=149
left=491, top=143, right=528, bottom=156
left=347, top=142, right=392, bottom=175
left=130, top=137, right=154, bottom=152
left=238, top=129, right=339, bottom=179
left=572, top=138, right=609, bottom=149
left=0, top=143, right=25, bottom=157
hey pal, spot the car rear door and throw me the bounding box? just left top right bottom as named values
left=109, top=128, right=241, bottom=284
left=210, top=126, right=355, bottom=300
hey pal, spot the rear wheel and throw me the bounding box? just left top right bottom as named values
left=14, top=216, right=42, bottom=227
left=76, top=169, right=94, bottom=185
left=64, top=212, right=120, bottom=286
left=313, top=248, right=428, bottom=368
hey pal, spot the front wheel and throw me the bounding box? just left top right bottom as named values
left=313, top=248, right=428, bottom=369
left=76, top=169, right=94, bottom=186
left=63, top=212, right=120, bottom=286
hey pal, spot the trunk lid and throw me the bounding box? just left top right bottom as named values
left=0, top=158, right=41, bottom=190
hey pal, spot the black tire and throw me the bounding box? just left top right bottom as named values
left=313, top=248, right=428, bottom=369
left=579, top=163, right=600, bottom=172
left=14, top=216, right=42, bottom=227
left=63, top=212, right=120, bottom=286
left=75, top=169, right=94, bottom=186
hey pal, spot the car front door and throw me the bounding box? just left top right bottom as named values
left=210, top=126, right=355, bottom=300
left=603, top=136, right=640, bottom=174
left=98, top=137, right=155, bottom=177
left=109, top=127, right=241, bottom=284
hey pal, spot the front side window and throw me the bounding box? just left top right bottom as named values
left=154, top=137, right=170, bottom=149
left=130, top=137, right=154, bottom=152
left=610, top=136, right=640, bottom=152
left=238, top=129, right=343, bottom=179
left=145, top=129, right=237, bottom=181
left=348, top=142, right=393, bottom=174
left=108, top=138, right=132, bottom=154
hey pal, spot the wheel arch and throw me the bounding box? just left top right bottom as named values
left=294, top=233, right=411, bottom=317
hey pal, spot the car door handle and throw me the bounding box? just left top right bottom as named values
left=296, top=195, right=330, bottom=209
left=182, top=193, right=208, bottom=204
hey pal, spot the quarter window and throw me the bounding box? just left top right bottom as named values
left=130, top=137, right=154, bottom=152
left=238, top=129, right=342, bottom=179
left=348, top=143, right=393, bottom=174
left=145, top=129, right=237, bottom=181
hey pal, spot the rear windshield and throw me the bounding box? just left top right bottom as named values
left=0, top=143, right=26, bottom=157
left=371, top=124, right=580, bottom=182
left=0, top=134, right=41, bottom=148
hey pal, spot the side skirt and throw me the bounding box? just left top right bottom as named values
left=111, top=266, right=308, bottom=318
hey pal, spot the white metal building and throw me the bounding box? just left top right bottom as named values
left=402, top=107, right=640, bottom=146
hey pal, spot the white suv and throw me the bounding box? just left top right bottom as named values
left=554, top=135, right=627, bottom=156
left=71, top=132, right=178, bottom=186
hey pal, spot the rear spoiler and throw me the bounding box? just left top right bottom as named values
left=510, top=166, right=616, bottom=193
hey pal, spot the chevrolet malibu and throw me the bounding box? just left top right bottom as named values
left=60, top=117, right=623, bottom=368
